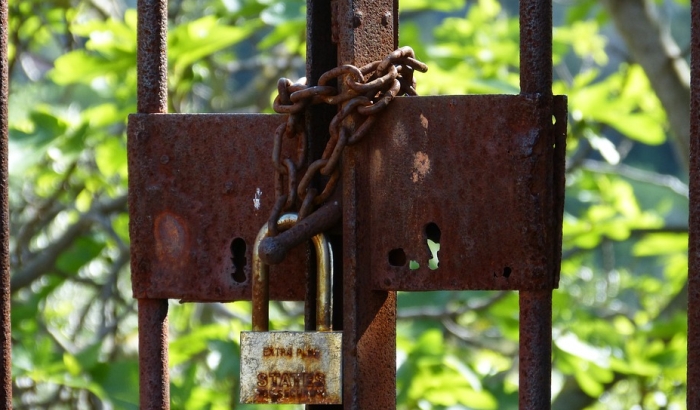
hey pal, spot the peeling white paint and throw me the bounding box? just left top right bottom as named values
left=253, top=188, right=262, bottom=210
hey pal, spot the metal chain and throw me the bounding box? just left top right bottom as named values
left=268, top=46, right=427, bottom=235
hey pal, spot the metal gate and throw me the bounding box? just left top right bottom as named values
left=0, top=0, right=698, bottom=409
left=128, top=1, right=564, bottom=408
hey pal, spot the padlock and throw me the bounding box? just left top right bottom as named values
left=240, top=213, right=342, bottom=404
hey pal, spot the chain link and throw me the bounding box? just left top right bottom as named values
left=268, top=46, right=428, bottom=234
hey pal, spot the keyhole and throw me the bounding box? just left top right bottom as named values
left=230, top=238, right=247, bottom=283
left=425, top=222, right=441, bottom=270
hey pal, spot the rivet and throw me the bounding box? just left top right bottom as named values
left=353, top=11, right=363, bottom=28
left=381, top=11, right=391, bottom=27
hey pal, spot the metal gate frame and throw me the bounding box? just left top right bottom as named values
left=686, top=1, right=700, bottom=408
left=130, top=1, right=559, bottom=408
left=0, top=0, right=698, bottom=409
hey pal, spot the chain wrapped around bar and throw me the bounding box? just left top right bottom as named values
left=267, top=46, right=427, bottom=236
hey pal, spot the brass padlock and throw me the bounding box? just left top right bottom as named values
left=240, top=213, right=342, bottom=404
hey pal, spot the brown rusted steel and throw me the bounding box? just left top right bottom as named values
left=552, top=96, right=567, bottom=286
left=337, top=0, right=398, bottom=408
left=519, top=0, right=554, bottom=408
left=519, top=290, right=552, bottom=409
left=305, top=9, right=341, bottom=404
left=128, top=114, right=309, bottom=302
left=368, top=94, right=565, bottom=291
left=259, top=192, right=341, bottom=265
left=137, top=0, right=167, bottom=114
left=241, top=217, right=340, bottom=404
left=688, top=0, right=700, bottom=407
left=0, top=0, right=11, bottom=405
left=250, top=213, right=332, bottom=331
left=264, top=49, right=426, bottom=261
left=138, top=299, right=169, bottom=409
left=135, top=1, right=169, bottom=408
left=239, top=332, right=343, bottom=404
left=519, top=0, right=552, bottom=96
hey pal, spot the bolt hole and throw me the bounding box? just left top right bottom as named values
left=231, top=238, right=247, bottom=283
left=503, top=266, right=512, bottom=278
left=409, top=260, right=420, bottom=270
left=388, top=248, right=407, bottom=267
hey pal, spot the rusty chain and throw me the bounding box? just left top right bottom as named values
left=267, top=46, right=427, bottom=236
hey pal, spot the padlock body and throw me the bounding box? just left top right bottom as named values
left=240, top=331, right=342, bottom=404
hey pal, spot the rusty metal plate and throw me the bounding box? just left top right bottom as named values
left=367, top=94, right=565, bottom=291
left=128, top=113, right=308, bottom=302
left=239, top=331, right=342, bottom=404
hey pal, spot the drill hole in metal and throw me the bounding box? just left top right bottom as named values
left=388, top=248, right=407, bottom=267
left=230, top=237, right=247, bottom=283
left=503, top=266, right=512, bottom=278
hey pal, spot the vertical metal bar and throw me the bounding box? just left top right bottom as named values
left=687, top=0, right=700, bottom=407
left=136, top=0, right=169, bottom=408
left=518, top=291, right=552, bottom=409
left=305, top=0, right=337, bottom=348
left=519, top=0, right=552, bottom=95
left=519, top=1, right=553, bottom=409
left=337, top=1, right=397, bottom=408
left=137, top=0, right=168, bottom=114
left=138, top=299, right=169, bottom=409
left=0, top=0, right=11, bottom=406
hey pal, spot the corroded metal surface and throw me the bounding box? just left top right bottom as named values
left=250, top=213, right=333, bottom=332
left=688, top=0, right=700, bottom=407
left=137, top=0, right=167, bottom=115
left=519, top=0, right=555, bottom=408
left=243, top=212, right=340, bottom=405
left=138, top=299, right=169, bottom=409
left=367, top=94, right=565, bottom=291
left=337, top=1, right=398, bottom=408
left=239, top=332, right=342, bottom=404
left=0, top=0, right=11, bottom=405
left=128, top=113, right=309, bottom=302
left=136, top=1, right=169, bottom=408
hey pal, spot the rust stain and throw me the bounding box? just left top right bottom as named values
left=154, top=212, right=187, bottom=262
left=411, top=151, right=430, bottom=183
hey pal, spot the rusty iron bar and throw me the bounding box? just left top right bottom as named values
left=520, top=0, right=553, bottom=95
left=337, top=0, right=398, bottom=408
left=0, top=0, right=11, bottom=406
left=138, top=299, right=169, bottom=409
left=137, top=0, right=167, bottom=114
left=305, top=0, right=338, bottom=359
left=135, top=0, right=169, bottom=408
left=519, top=0, right=553, bottom=409
left=688, top=0, right=700, bottom=407
left=258, top=194, right=341, bottom=265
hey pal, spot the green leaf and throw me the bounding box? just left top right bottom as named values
left=169, top=324, right=231, bottom=366
left=400, top=0, right=465, bottom=12
left=56, top=236, right=105, bottom=274
left=633, top=233, right=688, bottom=256
left=169, top=17, right=262, bottom=75
left=95, top=137, right=128, bottom=179
left=50, top=50, right=133, bottom=85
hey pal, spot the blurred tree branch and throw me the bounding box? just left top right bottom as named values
left=603, top=0, right=691, bottom=171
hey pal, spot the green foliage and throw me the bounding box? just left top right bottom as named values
left=7, top=0, right=690, bottom=409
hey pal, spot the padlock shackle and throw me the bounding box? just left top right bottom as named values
left=252, top=213, right=333, bottom=332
